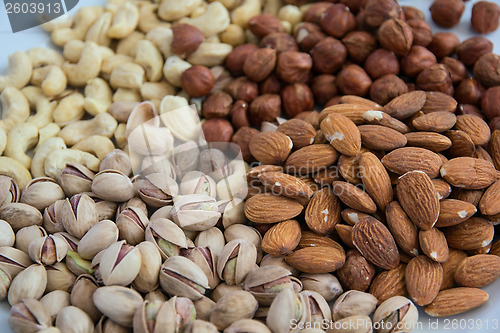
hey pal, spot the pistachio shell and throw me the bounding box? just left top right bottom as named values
left=195, top=227, right=225, bottom=258
left=20, top=178, right=65, bottom=210
left=55, top=306, right=94, bottom=333
left=8, top=264, right=47, bottom=305
left=57, top=163, right=94, bottom=197
left=91, top=170, right=135, bottom=202
left=60, top=194, right=98, bottom=238
left=78, top=220, right=119, bottom=260
left=40, top=290, right=70, bottom=323
left=93, top=286, right=143, bottom=328
left=132, top=241, right=162, bottom=293
left=145, top=218, right=188, bottom=260
left=217, top=239, right=257, bottom=285
left=99, top=241, right=142, bottom=286
left=160, top=256, right=209, bottom=301
left=45, top=262, right=76, bottom=293
left=0, top=203, right=43, bottom=231
left=332, top=290, right=378, bottom=321
left=0, top=219, right=15, bottom=247
left=8, top=298, right=51, bottom=333
left=171, top=194, right=221, bottom=231
left=15, top=225, right=47, bottom=254
left=224, top=319, right=272, bottom=333
left=0, top=246, right=32, bottom=278
left=300, top=273, right=343, bottom=302
left=28, top=235, right=68, bottom=266
left=116, top=207, right=149, bottom=245
left=70, top=275, right=101, bottom=322
left=267, top=288, right=305, bottom=333
left=210, top=291, right=258, bottom=330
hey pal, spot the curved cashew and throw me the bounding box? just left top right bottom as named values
left=52, top=92, right=85, bottom=126
left=220, top=24, right=245, bottom=46
left=105, top=0, right=129, bottom=13
left=187, top=42, right=233, bottom=67
left=73, top=135, right=115, bottom=160
left=85, top=12, right=112, bottom=46
left=0, top=87, right=30, bottom=133
left=116, top=31, right=145, bottom=58
left=63, top=41, right=102, bottom=87
left=278, top=5, right=303, bottom=26
left=231, top=0, right=261, bottom=28
left=110, top=63, right=145, bottom=90
left=30, top=66, right=67, bottom=97
left=41, top=17, right=72, bottom=32
left=22, top=86, right=56, bottom=129
left=209, top=0, right=240, bottom=10
left=84, top=78, right=113, bottom=116
left=0, top=128, right=6, bottom=155
left=4, top=123, right=39, bottom=169
left=44, top=149, right=100, bottom=179
left=58, top=112, right=118, bottom=145
left=31, top=137, right=66, bottom=178
left=51, top=6, right=103, bottom=46
left=141, top=81, right=176, bottom=101
left=163, top=56, right=191, bottom=87
left=101, top=54, right=134, bottom=80
left=179, top=2, right=230, bottom=37
left=190, top=3, right=208, bottom=18
left=146, top=27, right=173, bottom=59
left=0, top=157, right=32, bottom=189
left=0, top=51, right=32, bottom=92
left=35, top=123, right=60, bottom=151
left=158, top=0, right=202, bottom=21
left=63, top=40, right=114, bottom=63
left=114, top=123, right=128, bottom=150
left=135, top=40, right=163, bottom=82
left=113, top=88, right=142, bottom=103
left=107, top=2, right=139, bottom=39
left=138, top=2, right=171, bottom=33
left=27, top=48, right=64, bottom=68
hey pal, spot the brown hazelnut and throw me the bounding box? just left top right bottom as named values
left=171, top=24, right=204, bottom=57
left=363, top=0, right=404, bottom=29
left=456, top=36, right=494, bottom=67
left=320, top=4, right=356, bottom=38
left=294, top=23, right=327, bottom=52
left=407, top=19, right=432, bottom=47
left=440, top=57, right=467, bottom=85
left=370, top=74, right=409, bottom=105
left=260, top=32, right=299, bottom=53
left=224, top=77, right=259, bottom=102
left=248, top=94, right=282, bottom=125
left=454, top=78, right=484, bottom=106
left=428, top=32, right=460, bottom=59
left=311, top=74, right=338, bottom=105
left=337, top=64, right=372, bottom=96
left=180, top=65, right=214, bottom=97
left=276, top=51, right=312, bottom=83
left=202, top=118, right=234, bottom=142
left=248, top=14, right=284, bottom=38
left=202, top=91, right=233, bottom=119
left=225, top=44, right=259, bottom=76
left=231, top=127, right=260, bottom=163
left=281, top=83, right=314, bottom=118
left=336, top=249, right=376, bottom=291
left=342, top=31, right=377, bottom=64
left=310, top=37, right=347, bottom=74
left=416, top=63, right=454, bottom=95
left=457, top=104, right=484, bottom=119
left=230, top=100, right=250, bottom=130
left=364, top=49, right=400, bottom=80
left=400, top=45, right=438, bottom=77
left=430, top=0, right=465, bottom=28
left=482, top=86, right=500, bottom=120
left=326, top=96, right=342, bottom=107
left=489, top=117, right=500, bottom=132
left=473, top=53, right=500, bottom=88
left=471, top=1, right=500, bottom=34
left=402, top=6, right=426, bottom=20
left=243, top=48, right=277, bottom=82
left=377, top=19, right=413, bottom=56
left=303, top=2, right=335, bottom=23
left=340, top=0, right=367, bottom=14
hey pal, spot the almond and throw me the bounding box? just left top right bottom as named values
left=479, top=180, right=500, bottom=215
left=491, top=239, right=500, bottom=257
left=247, top=165, right=283, bottom=182
left=454, top=114, right=491, bottom=146
left=244, top=193, right=303, bottom=224
left=449, top=188, right=484, bottom=206
left=412, top=111, right=457, bottom=132
left=442, top=217, right=494, bottom=250
left=297, top=231, right=344, bottom=251
left=257, top=172, right=313, bottom=200
left=397, top=171, right=440, bottom=231
left=432, top=179, right=452, bottom=200
left=441, top=249, right=468, bottom=290
left=424, top=287, right=489, bottom=317
left=277, top=118, right=317, bottom=149
left=444, top=130, right=476, bottom=158
left=421, top=91, right=458, bottom=114
left=386, top=201, right=420, bottom=257
left=336, top=249, right=376, bottom=291
left=405, top=255, right=443, bottom=306
left=381, top=147, right=443, bottom=178
left=312, top=166, right=341, bottom=186
left=454, top=254, right=500, bottom=288
left=474, top=146, right=494, bottom=163
left=383, top=90, right=427, bottom=119
left=335, top=224, right=354, bottom=248
left=339, top=95, right=383, bottom=110
left=359, top=152, right=393, bottom=210
left=362, top=110, right=410, bottom=133
left=352, top=216, right=400, bottom=270
left=319, top=103, right=372, bottom=124
left=261, top=219, right=301, bottom=256
left=320, top=113, right=361, bottom=157
left=249, top=131, right=293, bottom=165
left=358, top=125, right=407, bottom=151
left=284, top=144, right=339, bottom=174
left=419, top=228, right=449, bottom=263
left=369, top=263, right=407, bottom=304
left=440, top=157, right=497, bottom=190
left=488, top=130, right=500, bottom=170
left=332, top=181, right=377, bottom=214
left=305, top=187, right=341, bottom=235
left=341, top=209, right=371, bottom=226
left=435, top=199, right=477, bottom=227
left=285, top=246, right=346, bottom=274
left=404, top=132, right=452, bottom=152
left=338, top=153, right=363, bottom=184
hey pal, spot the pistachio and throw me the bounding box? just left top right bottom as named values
left=300, top=290, right=332, bottom=326
left=0, top=246, right=32, bottom=278
left=57, top=163, right=95, bottom=197
left=210, top=291, right=258, bottom=330
left=136, top=173, right=178, bottom=208
left=165, top=297, right=198, bottom=332
left=8, top=299, right=51, bottom=333
left=139, top=155, right=177, bottom=180
left=15, top=225, right=47, bottom=254
left=28, top=235, right=68, bottom=266
left=99, top=240, right=142, bottom=286
left=78, top=220, right=119, bottom=260
left=159, top=255, right=209, bottom=301
left=20, top=178, right=65, bottom=210
left=85, top=192, right=118, bottom=221
left=261, top=254, right=300, bottom=277
left=93, top=286, right=144, bottom=328
left=0, top=268, right=11, bottom=301
left=372, top=296, right=418, bottom=333
left=45, top=262, right=76, bottom=293
left=145, top=218, right=188, bottom=260
left=53, top=232, right=79, bottom=253
left=8, top=264, right=47, bottom=305
left=199, top=148, right=232, bottom=182
left=0, top=219, right=15, bottom=247
left=194, top=227, right=225, bottom=257
left=224, top=224, right=262, bottom=262
left=132, top=300, right=169, bottom=333
left=185, top=320, right=219, bottom=333
left=211, top=283, right=245, bottom=303
left=66, top=251, right=94, bottom=276
left=99, top=149, right=132, bottom=176
left=42, top=200, right=65, bottom=234
left=171, top=194, right=221, bottom=231
left=181, top=246, right=220, bottom=289
left=224, top=319, right=272, bottom=333
left=91, top=169, right=135, bottom=202
left=171, top=140, right=200, bottom=179
left=133, top=241, right=162, bottom=293
left=180, top=171, right=217, bottom=198
left=218, top=199, right=246, bottom=228
left=267, top=288, right=306, bottom=333
left=0, top=176, right=19, bottom=206
left=194, top=296, right=216, bottom=321
left=94, top=316, right=131, bottom=333
left=327, top=315, right=372, bottom=333
left=300, top=273, right=343, bottom=302
left=332, top=290, right=378, bottom=321
left=145, top=289, right=168, bottom=303
left=0, top=202, right=43, bottom=231
left=55, top=306, right=94, bottom=333
left=217, top=239, right=257, bottom=285
left=70, top=275, right=101, bottom=322
left=116, top=207, right=149, bottom=245
left=148, top=205, right=173, bottom=221
left=60, top=194, right=98, bottom=238
left=40, top=290, right=70, bottom=323
left=127, top=124, right=174, bottom=157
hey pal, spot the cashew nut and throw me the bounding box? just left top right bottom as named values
left=135, top=40, right=163, bottom=82
left=146, top=27, right=173, bottom=59
left=105, top=0, right=129, bottom=13
left=63, top=41, right=103, bottom=87
left=231, top=0, right=261, bottom=28
left=73, top=135, right=115, bottom=160
left=0, top=87, right=30, bottom=133
left=263, top=0, right=284, bottom=16
left=4, top=123, right=39, bottom=169
left=0, top=128, right=6, bottom=155
left=30, top=66, right=67, bottom=97
left=187, top=42, right=233, bottom=67
left=114, top=123, right=128, bottom=150
left=116, top=31, right=145, bottom=58
left=220, top=24, right=245, bottom=46
left=84, top=78, right=113, bottom=116
left=0, top=157, right=32, bottom=189
left=163, top=55, right=192, bottom=87
left=52, top=91, right=85, bottom=126
left=138, top=2, right=171, bottom=33
left=108, top=2, right=139, bottom=39
left=31, top=137, right=66, bottom=178
left=0, top=51, right=32, bottom=92
left=41, top=16, right=72, bottom=32
left=85, top=12, right=113, bottom=46
left=101, top=54, right=134, bottom=80
left=158, top=0, right=202, bottom=21
left=51, top=6, right=103, bottom=46
left=113, top=88, right=142, bottom=103
left=35, top=123, right=60, bottom=151
left=63, top=40, right=114, bottom=63
left=27, top=48, right=65, bottom=68
left=44, top=149, right=100, bottom=179
left=190, top=3, right=208, bottom=18
left=209, top=0, right=241, bottom=10
left=278, top=5, right=303, bottom=26
left=140, top=81, right=176, bottom=102
left=58, top=112, right=118, bottom=145
left=110, top=63, right=145, bottom=90
left=179, top=2, right=230, bottom=37
left=22, top=86, right=56, bottom=129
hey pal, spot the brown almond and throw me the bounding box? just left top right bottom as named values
left=332, top=181, right=377, bottom=214
left=441, top=249, right=468, bottom=290
left=474, top=146, right=494, bottom=164
left=488, top=130, right=500, bottom=170
left=359, top=152, right=393, bottom=211
left=311, top=166, right=341, bottom=186
left=440, top=157, right=497, bottom=190
left=421, top=91, right=458, bottom=114
left=404, top=132, right=452, bottom=152
left=454, top=254, right=500, bottom=288
left=424, top=288, right=489, bottom=317
left=479, top=180, right=500, bottom=216
left=338, top=153, right=363, bottom=184
left=491, top=239, right=500, bottom=257
left=277, top=118, right=317, bottom=149
left=454, top=114, right=491, bottom=146
left=436, top=199, right=477, bottom=227
left=362, top=110, right=410, bottom=134
left=244, top=193, right=303, bottom=224
left=432, top=179, right=452, bottom=200
left=319, top=103, right=372, bottom=124
left=285, top=246, right=346, bottom=274
left=336, top=249, right=376, bottom=292
left=442, top=217, right=494, bottom=250
left=297, top=231, right=344, bottom=251
left=358, top=125, right=407, bottom=151
left=339, top=95, right=383, bottom=110
left=284, top=144, right=339, bottom=174
left=320, top=113, right=361, bottom=157
left=382, top=147, right=443, bottom=178
left=444, top=130, right=476, bottom=158
left=449, top=188, right=484, bottom=206
left=419, top=228, right=449, bottom=263
left=249, top=131, right=292, bottom=165
left=341, top=209, right=372, bottom=226
left=383, top=90, right=427, bottom=119
left=369, top=263, right=407, bottom=304
left=261, top=219, right=301, bottom=256
left=405, top=255, right=443, bottom=306
left=305, top=187, right=341, bottom=235
left=258, top=172, right=314, bottom=200
left=412, top=111, right=457, bottom=132
left=386, top=201, right=420, bottom=257
left=335, top=224, right=354, bottom=248
left=247, top=165, right=283, bottom=182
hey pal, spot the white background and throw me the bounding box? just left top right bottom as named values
left=0, top=0, right=499, bottom=332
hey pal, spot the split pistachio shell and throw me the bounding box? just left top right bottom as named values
left=211, top=283, right=245, bottom=303
left=57, top=163, right=95, bottom=197
left=219, top=199, right=245, bottom=228
left=99, top=240, right=142, bottom=286
left=91, top=169, right=135, bottom=202
left=145, top=218, right=188, bottom=260
left=20, top=178, right=65, bottom=210
left=199, top=148, right=231, bottom=182
left=78, top=220, right=119, bottom=260
left=159, top=255, right=209, bottom=301
left=210, top=291, right=258, bottom=330
left=136, top=173, right=178, bottom=208
left=40, top=290, right=71, bottom=323
left=0, top=268, right=11, bottom=301
left=0, top=176, right=19, bottom=205
left=132, top=300, right=170, bottom=333
left=0, top=246, right=32, bottom=278
left=116, top=206, right=149, bottom=245
left=133, top=241, right=162, bottom=293
left=43, top=200, right=65, bottom=234
left=45, top=262, right=76, bottom=293
left=0, top=202, right=43, bottom=231
left=144, top=289, right=168, bottom=303
left=85, top=193, right=118, bottom=221
left=185, top=320, right=219, bottom=333
left=94, top=316, right=131, bottom=333
left=126, top=101, right=159, bottom=137
left=15, top=225, right=47, bottom=254
left=55, top=306, right=94, bottom=333
left=180, top=171, right=217, bottom=198
left=8, top=264, right=47, bottom=305
left=99, top=149, right=132, bottom=176
left=70, top=275, right=101, bottom=322
left=60, top=194, right=98, bottom=238
left=147, top=204, right=171, bottom=221
left=28, top=235, right=68, bottom=266
left=194, top=296, right=216, bottom=321
left=217, top=239, right=257, bottom=285
left=166, top=297, right=197, bottom=332
left=372, top=296, right=418, bottom=333
left=171, top=194, right=221, bottom=231
left=224, top=319, right=272, bottom=333
left=93, top=286, right=144, bottom=328
left=119, top=197, right=148, bottom=216
left=261, top=254, right=300, bottom=277
left=171, top=141, right=199, bottom=178
left=66, top=251, right=94, bottom=276
left=300, top=290, right=332, bottom=325
left=332, top=290, right=378, bottom=321
left=224, top=224, right=261, bottom=252
left=0, top=219, right=15, bottom=247
left=300, top=273, right=343, bottom=302
left=8, top=298, right=51, bottom=333
left=194, top=227, right=225, bottom=258
left=267, top=288, right=306, bottom=333
left=53, top=232, right=79, bottom=253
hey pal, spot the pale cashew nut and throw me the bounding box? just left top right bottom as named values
left=158, top=0, right=202, bottom=21
left=63, top=40, right=113, bottom=63
left=138, top=3, right=171, bottom=33
left=51, top=6, right=104, bottom=46
left=110, top=63, right=145, bottom=90
left=4, top=123, right=39, bottom=169
left=0, top=87, right=30, bottom=133
left=31, top=137, right=66, bottom=178
left=0, top=128, right=6, bottom=155
left=231, top=0, right=261, bottom=28
left=113, top=88, right=142, bottom=103
left=179, top=2, right=230, bottom=37
left=0, top=51, right=32, bottom=92
left=105, top=0, right=129, bottom=13
left=187, top=42, right=233, bottom=67
left=135, top=40, right=163, bottom=82
left=41, top=17, right=72, bottom=32
left=114, top=123, right=128, bottom=150
left=27, top=48, right=64, bottom=68
left=116, top=31, right=145, bottom=58
left=22, top=86, right=56, bottom=129
left=52, top=92, right=85, bottom=126
left=0, top=157, right=32, bottom=189
left=63, top=41, right=103, bottom=87
left=35, top=123, right=60, bottom=151
left=190, top=3, right=208, bottom=18
left=72, top=135, right=115, bottom=160
left=140, top=81, right=176, bottom=101
left=220, top=24, right=245, bottom=46
left=44, top=149, right=100, bottom=179
left=30, top=66, right=67, bottom=97
left=146, top=27, right=173, bottom=59
left=208, top=0, right=241, bottom=10
left=107, top=2, right=139, bottom=39
left=58, top=112, right=118, bottom=145
left=206, top=35, right=221, bottom=43
left=101, top=54, right=134, bottom=80
left=263, top=0, right=283, bottom=16
left=85, top=12, right=113, bottom=46
left=278, top=5, right=303, bottom=26
left=163, top=56, right=191, bottom=87
left=281, top=21, right=292, bottom=34
left=109, top=101, right=139, bottom=123
left=84, top=78, right=113, bottom=116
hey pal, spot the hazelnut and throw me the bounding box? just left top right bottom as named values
left=456, top=36, right=494, bottom=67
left=430, top=0, right=465, bottom=28
left=377, top=19, right=413, bottom=56
left=281, top=83, right=314, bottom=118
left=401, top=45, right=438, bottom=77
left=276, top=51, right=312, bottom=83
left=428, top=32, right=460, bottom=59
left=326, top=96, right=342, bottom=107
left=320, top=4, right=356, bottom=38
left=243, top=48, right=277, bottom=82
left=231, top=127, right=260, bottom=163
left=248, top=94, right=282, bottom=125
left=407, top=19, right=432, bottom=47
left=363, top=0, right=404, bottom=29
left=402, top=6, right=426, bottom=20
left=224, top=77, right=259, bottom=102
left=259, top=74, right=282, bottom=95
left=180, top=66, right=214, bottom=97
left=225, top=44, right=259, bottom=76
left=304, top=2, right=335, bottom=23
left=248, top=14, right=284, bottom=38
left=416, top=63, right=454, bottom=95
left=231, top=100, right=250, bottom=130
left=364, top=49, right=400, bottom=80
left=202, top=118, right=234, bottom=142
left=202, top=91, right=233, bottom=119
left=482, top=86, right=500, bottom=120
left=310, top=37, right=347, bottom=74
left=336, top=64, right=372, bottom=96
left=311, top=74, right=338, bottom=105
left=471, top=1, right=500, bottom=34
left=342, top=31, right=377, bottom=64
left=454, top=78, right=484, bottom=106
left=441, top=57, right=467, bottom=85
left=457, top=104, right=484, bottom=119
left=473, top=53, right=500, bottom=88
left=260, top=32, right=299, bottom=53
left=171, top=24, right=204, bottom=57
left=340, top=0, right=368, bottom=14
left=294, top=23, right=327, bottom=52
left=489, top=117, right=500, bottom=132
left=370, top=74, right=409, bottom=105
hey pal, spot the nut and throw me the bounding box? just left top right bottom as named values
left=243, top=48, right=277, bottom=82
left=276, top=51, right=312, bottom=84
left=248, top=14, right=283, bottom=38
left=336, top=65, right=372, bottom=97
left=456, top=36, right=494, bottom=67
left=342, top=31, right=377, bottom=64
left=428, top=32, right=461, bottom=59
left=378, top=19, right=413, bottom=56
left=225, top=44, right=259, bottom=76
left=430, top=0, right=465, bottom=28
left=408, top=19, right=433, bottom=47
left=248, top=94, right=281, bottom=126
left=281, top=83, right=314, bottom=118
left=310, top=37, right=347, bottom=74
left=202, top=118, right=234, bottom=143
left=202, top=91, right=233, bottom=119
left=180, top=65, right=215, bottom=97
left=471, top=1, right=500, bottom=34
left=171, top=24, right=204, bottom=58
left=319, top=4, right=356, bottom=39
left=364, top=49, right=400, bottom=80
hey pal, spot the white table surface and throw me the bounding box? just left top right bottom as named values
left=0, top=0, right=499, bottom=332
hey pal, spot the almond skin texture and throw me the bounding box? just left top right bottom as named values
left=332, top=181, right=377, bottom=214
left=454, top=254, right=500, bottom=288
left=335, top=224, right=354, bottom=248
left=454, top=114, right=491, bottom=146
left=320, top=113, right=361, bottom=157
left=352, top=217, right=400, bottom=270
left=440, top=157, right=497, bottom=190
left=362, top=110, right=410, bottom=134
left=445, top=130, right=476, bottom=158
left=261, top=219, right=301, bottom=256
left=277, top=119, right=317, bottom=149
left=358, top=125, right=407, bottom=151
left=383, top=90, right=427, bottom=119
left=284, top=144, right=339, bottom=174
left=412, top=111, right=457, bottom=132
left=244, top=193, right=303, bottom=224
left=442, top=217, right=495, bottom=250
left=406, top=255, right=443, bottom=306
left=386, top=201, right=420, bottom=257
left=436, top=199, right=477, bottom=227
left=359, top=152, right=393, bottom=211
left=397, top=171, right=440, bottom=231
left=369, top=263, right=407, bottom=304
left=424, top=287, right=489, bottom=317
left=257, top=172, right=313, bottom=200
left=404, top=132, right=452, bottom=152
left=479, top=180, right=500, bottom=215
left=285, top=246, right=346, bottom=274
left=336, top=249, right=376, bottom=292
left=432, top=179, right=452, bottom=200
left=305, top=187, right=341, bottom=236
left=441, top=249, right=468, bottom=290
left=419, top=228, right=449, bottom=263
left=319, top=103, right=372, bottom=124
left=382, top=147, right=443, bottom=178
left=249, top=132, right=292, bottom=165
left=341, top=209, right=372, bottom=226
left=297, top=231, right=344, bottom=251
